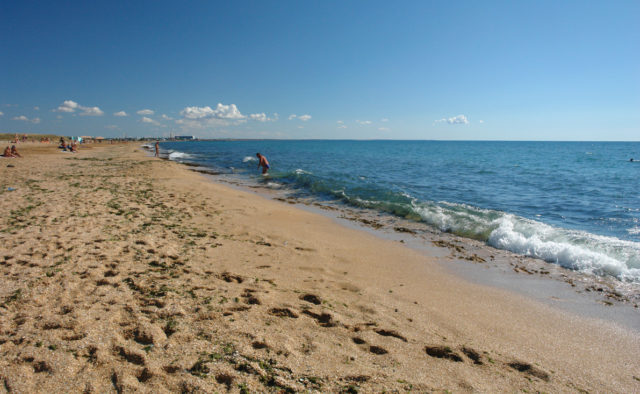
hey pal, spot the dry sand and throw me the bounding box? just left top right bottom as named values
left=0, top=142, right=638, bottom=393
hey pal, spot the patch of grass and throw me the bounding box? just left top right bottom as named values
left=1, top=289, right=23, bottom=308
left=164, top=319, right=178, bottom=336
left=188, top=359, right=210, bottom=377
left=222, top=342, right=235, bottom=355
left=237, top=383, right=250, bottom=394
left=341, top=385, right=359, bottom=394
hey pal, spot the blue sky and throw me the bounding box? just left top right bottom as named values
left=1, top=1, right=638, bottom=140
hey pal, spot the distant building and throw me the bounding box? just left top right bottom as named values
left=174, top=135, right=196, bottom=140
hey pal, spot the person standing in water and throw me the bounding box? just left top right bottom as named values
left=256, top=153, right=270, bottom=174
left=155, top=141, right=159, bottom=157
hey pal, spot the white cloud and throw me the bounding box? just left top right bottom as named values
left=249, top=113, right=277, bottom=122
left=479, top=120, right=484, bottom=124
left=381, top=118, right=389, bottom=122
left=0, top=111, right=3, bottom=116
left=338, top=125, right=347, bottom=129
left=79, top=106, right=104, bottom=116
left=137, top=109, right=154, bottom=115
left=114, top=111, right=128, bottom=117
left=289, top=114, right=311, bottom=121
left=57, top=100, right=79, bottom=113
left=34, top=106, right=40, bottom=111
left=356, top=120, right=372, bottom=125
left=12, top=115, right=39, bottom=123
left=378, top=127, right=389, bottom=131
left=161, top=114, right=173, bottom=120
left=180, top=103, right=244, bottom=120
left=141, top=116, right=161, bottom=126
left=337, top=120, right=344, bottom=124
left=55, top=100, right=103, bottom=116
left=436, top=114, right=469, bottom=125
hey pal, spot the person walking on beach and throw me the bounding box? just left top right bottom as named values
left=256, top=153, right=270, bottom=174
left=155, top=141, right=159, bottom=157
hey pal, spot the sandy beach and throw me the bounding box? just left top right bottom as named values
left=0, top=142, right=638, bottom=393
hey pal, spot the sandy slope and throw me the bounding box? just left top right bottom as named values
left=0, top=143, right=638, bottom=393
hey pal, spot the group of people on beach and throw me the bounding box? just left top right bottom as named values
left=59, top=138, right=77, bottom=152
left=2, top=145, right=22, bottom=158
left=11, top=134, right=28, bottom=144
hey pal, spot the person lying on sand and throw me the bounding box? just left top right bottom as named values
left=10, top=145, right=22, bottom=158
left=69, top=143, right=77, bottom=153
left=2, top=146, right=13, bottom=157
left=256, top=152, right=270, bottom=174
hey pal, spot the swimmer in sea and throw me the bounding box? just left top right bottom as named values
left=256, top=153, right=270, bottom=174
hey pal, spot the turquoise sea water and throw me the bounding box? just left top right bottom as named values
left=158, top=140, right=640, bottom=283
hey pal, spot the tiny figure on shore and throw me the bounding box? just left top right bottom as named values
left=256, top=152, right=270, bottom=174
left=2, top=146, right=13, bottom=157
left=10, top=145, right=22, bottom=158
left=631, top=158, right=634, bottom=162
left=155, top=141, right=159, bottom=157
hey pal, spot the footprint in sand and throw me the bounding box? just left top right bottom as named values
left=268, top=307, right=298, bottom=318
left=375, top=329, right=407, bottom=342
left=241, top=289, right=261, bottom=305
left=508, top=361, right=550, bottom=381
left=299, top=293, right=322, bottom=305
left=115, top=345, right=147, bottom=366
left=219, top=272, right=244, bottom=283
left=461, top=347, right=483, bottom=365
left=368, top=345, right=388, bottom=355
left=252, top=341, right=269, bottom=350
left=424, top=345, right=463, bottom=362
left=301, top=310, right=335, bottom=327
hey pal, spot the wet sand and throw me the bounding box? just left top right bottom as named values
left=0, top=142, right=638, bottom=393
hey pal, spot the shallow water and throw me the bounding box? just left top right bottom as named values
left=159, top=140, right=640, bottom=283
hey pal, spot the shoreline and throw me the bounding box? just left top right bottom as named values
left=156, top=146, right=639, bottom=331
left=1, top=142, right=638, bottom=392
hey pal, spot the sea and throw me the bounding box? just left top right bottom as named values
left=156, top=140, right=640, bottom=285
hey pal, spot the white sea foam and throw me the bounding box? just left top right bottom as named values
left=488, top=215, right=640, bottom=281
left=168, top=151, right=191, bottom=160
left=243, top=156, right=257, bottom=162
left=627, top=226, right=640, bottom=235
left=412, top=202, right=640, bottom=283
left=295, top=169, right=311, bottom=175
